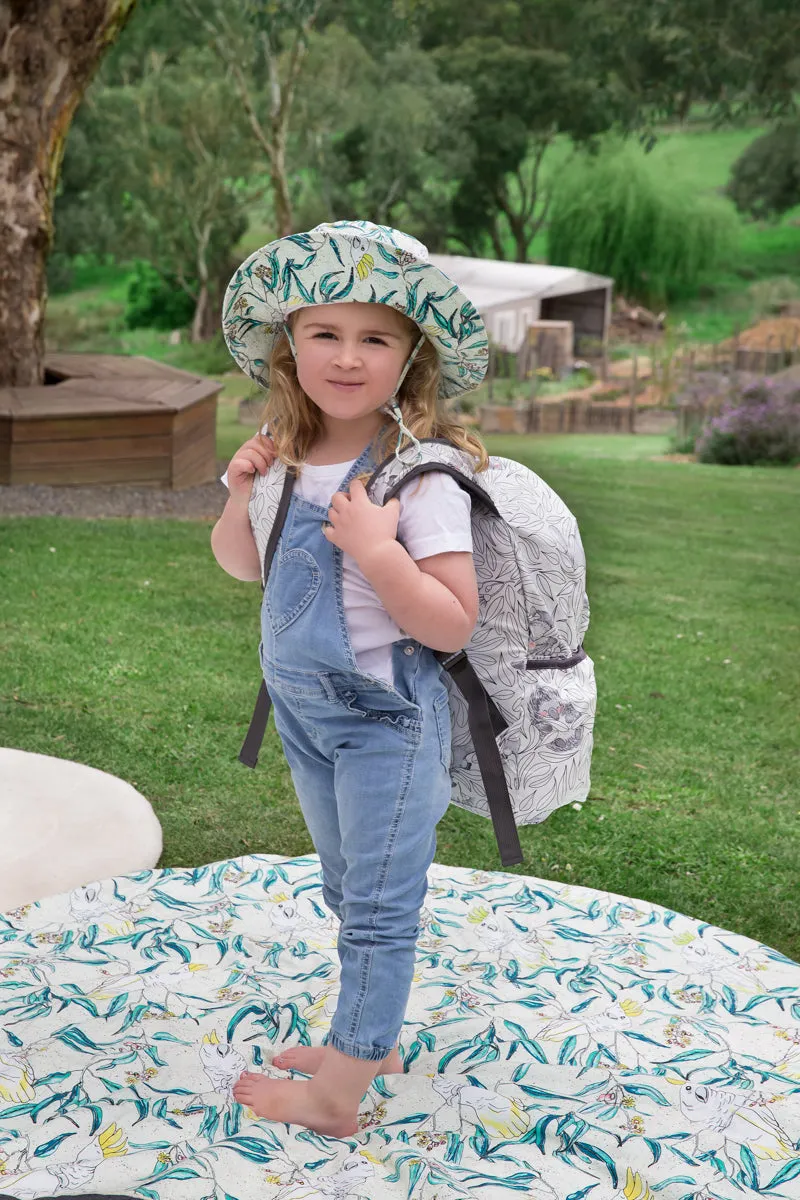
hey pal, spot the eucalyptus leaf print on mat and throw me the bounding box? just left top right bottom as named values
left=1, top=855, right=798, bottom=1198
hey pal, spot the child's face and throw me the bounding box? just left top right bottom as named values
left=292, top=302, right=415, bottom=425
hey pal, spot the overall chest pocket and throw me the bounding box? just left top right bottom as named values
left=266, top=547, right=322, bottom=635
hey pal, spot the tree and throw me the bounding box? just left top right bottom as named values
left=547, top=145, right=738, bottom=304
left=406, top=0, right=799, bottom=258
left=727, top=122, right=800, bottom=221
left=98, top=0, right=207, bottom=85
left=436, top=37, right=616, bottom=260
left=184, top=0, right=324, bottom=238
left=81, top=50, right=257, bottom=341
left=0, top=0, right=138, bottom=388
left=410, top=0, right=800, bottom=123
left=48, top=94, right=122, bottom=271
left=576, top=0, right=800, bottom=125
left=291, top=32, right=473, bottom=248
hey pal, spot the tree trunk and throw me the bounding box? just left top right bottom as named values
left=0, top=0, right=138, bottom=388
left=489, top=223, right=506, bottom=261
left=190, top=284, right=209, bottom=344
left=509, top=213, right=530, bottom=264
left=189, top=220, right=211, bottom=343
left=268, top=126, right=293, bottom=239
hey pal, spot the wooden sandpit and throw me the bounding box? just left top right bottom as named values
left=0, top=353, right=222, bottom=488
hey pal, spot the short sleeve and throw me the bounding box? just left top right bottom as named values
left=396, top=472, right=472, bottom=561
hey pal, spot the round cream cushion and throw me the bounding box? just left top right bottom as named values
left=0, top=748, right=162, bottom=910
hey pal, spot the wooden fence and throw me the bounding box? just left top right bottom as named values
left=481, top=400, right=634, bottom=435
left=480, top=329, right=800, bottom=437
left=488, top=334, right=800, bottom=390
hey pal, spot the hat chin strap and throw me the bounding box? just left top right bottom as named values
left=283, top=322, right=425, bottom=462
left=384, top=334, right=425, bottom=462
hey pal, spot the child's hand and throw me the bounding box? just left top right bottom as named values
left=226, top=433, right=276, bottom=509
left=323, top=478, right=400, bottom=562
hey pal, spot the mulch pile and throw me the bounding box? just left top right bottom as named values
left=722, top=315, right=800, bottom=349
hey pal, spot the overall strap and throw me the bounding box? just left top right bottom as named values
left=240, top=440, right=376, bottom=769
left=239, top=468, right=295, bottom=768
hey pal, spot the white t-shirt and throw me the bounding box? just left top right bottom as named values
left=222, top=458, right=473, bottom=682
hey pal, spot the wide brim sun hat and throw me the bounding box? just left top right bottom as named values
left=222, top=220, right=488, bottom=400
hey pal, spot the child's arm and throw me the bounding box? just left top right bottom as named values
left=324, top=480, right=478, bottom=653
left=365, top=546, right=478, bottom=652
left=210, top=434, right=274, bottom=582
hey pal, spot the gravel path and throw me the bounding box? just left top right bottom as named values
left=0, top=463, right=229, bottom=520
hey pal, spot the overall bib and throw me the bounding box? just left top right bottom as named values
left=260, top=445, right=452, bottom=1061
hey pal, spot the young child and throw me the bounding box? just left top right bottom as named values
left=212, top=222, right=489, bottom=1137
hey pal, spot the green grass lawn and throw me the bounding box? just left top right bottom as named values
left=2, top=436, right=798, bottom=962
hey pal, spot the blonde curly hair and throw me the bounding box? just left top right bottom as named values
left=258, top=310, right=488, bottom=473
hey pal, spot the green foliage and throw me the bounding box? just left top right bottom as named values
left=124, top=261, right=195, bottom=331
left=435, top=34, right=619, bottom=259
left=49, top=0, right=800, bottom=331
left=727, top=121, right=800, bottom=221
left=51, top=100, right=123, bottom=265
left=54, top=47, right=254, bottom=340
left=669, top=422, right=705, bottom=455
left=46, top=253, right=78, bottom=294
left=124, top=261, right=196, bottom=331
left=533, top=0, right=799, bottom=124
left=291, top=30, right=473, bottom=247
left=97, top=0, right=208, bottom=85
left=547, top=145, right=739, bottom=304
left=44, top=270, right=234, bottom=375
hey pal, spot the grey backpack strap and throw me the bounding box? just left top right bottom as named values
left=369, top=443, right=525, bottom=867
left=437, top=650, right=523, bottom=868
left=239, top=469, right=295, bottom=768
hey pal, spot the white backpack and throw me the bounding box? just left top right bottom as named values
left=241, top=440, right=596, bottom=867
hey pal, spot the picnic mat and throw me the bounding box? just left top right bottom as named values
left=0, top=853, right=798, bottom=1200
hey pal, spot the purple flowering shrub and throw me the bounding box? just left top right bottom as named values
left=694, top=379, right=800, bottom=465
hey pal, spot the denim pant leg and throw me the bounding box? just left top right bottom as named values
left=271, top=696, right=346, bottom=921
left=325, top=707, right=451, bottom=1062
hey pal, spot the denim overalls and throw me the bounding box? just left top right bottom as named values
left=260, top=444, right=453, bottom=1062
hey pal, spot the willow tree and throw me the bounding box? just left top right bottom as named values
left=0, top=0, right=137, bottom=388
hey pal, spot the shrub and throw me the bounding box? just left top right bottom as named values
left=673, top=369, right=742, bottom=411
left=726, top=121, right=800, bottom=221
left=669, top=422, right=705, bottom=455
left=748, top=276, right=800, bottom=315
left=125, top=260, right=195, bottom=331
left=547, top=144, right=738, bottom=306
left=164, top=334, right=233, bottom=378
left=695, top=380, right=800, bottom=465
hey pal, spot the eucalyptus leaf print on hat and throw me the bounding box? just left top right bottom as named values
left=222, top=221, right=489, bottom=399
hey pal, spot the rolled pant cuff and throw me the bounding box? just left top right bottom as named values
left=326, top=1030, right=396, bottom=1063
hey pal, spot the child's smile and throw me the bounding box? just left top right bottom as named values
left=326, top=378, right=366, bottom=391
left=292, top=302, right=414, bottom=426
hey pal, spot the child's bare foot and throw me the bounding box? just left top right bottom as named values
left=273, top=1044, right=404, bottom=1076
left=232, top=1071, right=358, bottom=1137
